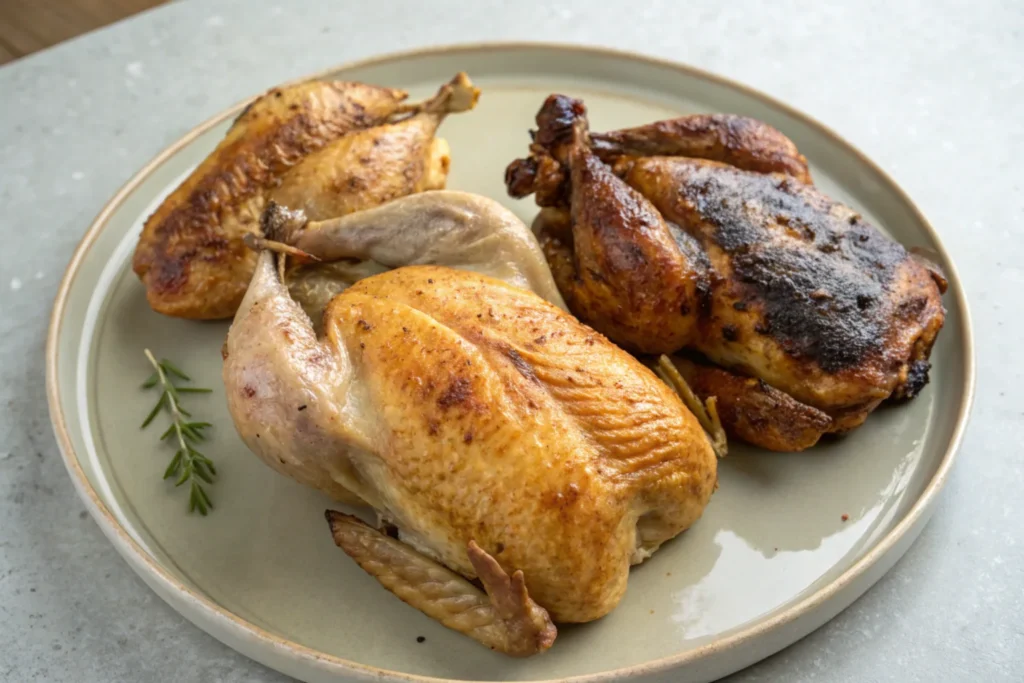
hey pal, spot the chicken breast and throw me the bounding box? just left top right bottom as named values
left=222, top=194, right=718, bottom=654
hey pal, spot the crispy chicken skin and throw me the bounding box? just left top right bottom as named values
left=506, top=108, right=811, bottom=203
left=506, top=96, right=946, bottom=448
left=270, top=77, right=478, bottom=221
left=222, top=196, right=717, bottom=654
left=667, top=356, right=831, bottom=452
left=133, top=74, right=478, bottom=319
left=590, top=114, right=811, bottom=183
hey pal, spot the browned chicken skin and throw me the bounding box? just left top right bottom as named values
left=133, top=73, right=478, bottom=319
left=506, top=96, right=947, bottom=450
left=222, top=198, right=718, bottom=652
left=667, top=356, right=831, bottom=452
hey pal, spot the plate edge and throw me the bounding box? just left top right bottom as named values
left=44, top=40, right=977, bottom=683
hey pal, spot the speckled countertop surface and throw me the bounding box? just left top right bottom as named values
left=1, top=0, right=1021, bottom=681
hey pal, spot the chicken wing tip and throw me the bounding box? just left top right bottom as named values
left=326, top=511, right=556, bottom=656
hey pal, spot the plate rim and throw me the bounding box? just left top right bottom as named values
left=45, top=41, right=976, bottom=683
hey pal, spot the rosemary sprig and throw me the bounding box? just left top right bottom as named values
left=140, top=349, right=216, bottom=515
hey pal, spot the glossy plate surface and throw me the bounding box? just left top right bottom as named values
left=46, top=44, right=973, bottom=683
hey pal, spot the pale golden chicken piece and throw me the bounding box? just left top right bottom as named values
left=265, top=190, right=568, bottom=324
left=506, top=96, right=947, bottom=449
left=133, top=73, right=478, bottom=319
left=222, top=194, right=718, bottom=654
left=270, top=75, right=478, bottom=221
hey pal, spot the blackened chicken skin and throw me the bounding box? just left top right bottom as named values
left=506, top=96, right=946, bottom=450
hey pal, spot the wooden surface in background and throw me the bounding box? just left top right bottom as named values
left=0, top=0, right=166, bottom=65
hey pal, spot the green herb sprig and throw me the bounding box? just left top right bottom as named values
left=141, top=349, right=216, bottom=514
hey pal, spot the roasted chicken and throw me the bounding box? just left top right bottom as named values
left=133, top=73, right=478, bottom=319
left=265, top=190, right=569, bottom=325
left=222, top=193, right=718, bottom=655
left=506, top=96, right=947, bottom=450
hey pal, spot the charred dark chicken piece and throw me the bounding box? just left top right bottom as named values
left=505, top=96, right=946, bottom=450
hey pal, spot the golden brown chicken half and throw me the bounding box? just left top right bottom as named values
left=222, top=193, right=718, bottom=655
left=505, top=96, right=947, bottom=451
left=133, top=73, right=479, bottom=319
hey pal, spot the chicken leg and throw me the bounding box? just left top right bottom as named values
left=590, top=114, right=812, bottom=183
left=270, top=73, right=479, bottom=221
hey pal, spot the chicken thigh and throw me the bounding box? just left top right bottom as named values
left=133, top=73, right=478, bottom=319
left=222, top=193, right=718, bottom=655
left=506, top=96, right=947, bottom=449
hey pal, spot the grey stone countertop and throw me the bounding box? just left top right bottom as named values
left=1, top=0, right=1021, bottom=681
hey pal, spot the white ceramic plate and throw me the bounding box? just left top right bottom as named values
left=46, top=44, right=974, bottom=683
